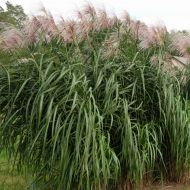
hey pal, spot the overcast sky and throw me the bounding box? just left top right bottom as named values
left=1, top=0, right=190, bottom=30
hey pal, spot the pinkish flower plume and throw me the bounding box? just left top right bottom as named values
left=0, top=28, right=25, bottom=50
left=95, top=9, right=110, bottom=30
left=171, top=33, right=190, bottom=57
left=102, top=32, right=120, bottom=58
left=23, top=17, right=41, bottom=44
left=0, top=3, right=171, bottom=53
left=82, top=4, right=96, bottom=18
left=139, top=25, right=167, bottom=49
left=58, top=20, right=76, bottom=43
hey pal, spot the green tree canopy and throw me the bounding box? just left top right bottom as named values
left=0, top=1, right=27, bottom=29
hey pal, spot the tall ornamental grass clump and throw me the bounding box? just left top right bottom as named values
left=1, top=5, right=190, bottom=190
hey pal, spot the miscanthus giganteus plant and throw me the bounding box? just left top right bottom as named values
left=1, top=4, right=190, bottom=190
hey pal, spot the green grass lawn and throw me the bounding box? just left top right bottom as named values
left=0, top=151, right=190, bottom=190
left=0, top=152, right=28, bottom=190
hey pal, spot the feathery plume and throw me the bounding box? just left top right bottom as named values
left=0, top=3, right=171, bottom=53
left=24, top=17, right=41, bottom=44
left=171, top=33, right=190, bottom=57
left=109, top=14, right=119, bottom=28
left=122, top=10, right=131, bottom=25
left=95, top=9, right=110, bottom=30
left=82, top=4, right=96, bottom=18
left=139, top=25, right=167, bottom=49
left=102, top=32, right=120, bottom=58
left=59, top=20, right=76, bottom=43
left=0, top=28, right=25, bottom=50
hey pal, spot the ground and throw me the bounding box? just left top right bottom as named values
left=0, top=152, right=190, bottom=190
left=0, top=152, right=28, bottom=190
left=146, top=184, right=190, bottom=190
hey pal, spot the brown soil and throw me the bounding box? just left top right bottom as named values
left=144, top=184, right=190, bottom=190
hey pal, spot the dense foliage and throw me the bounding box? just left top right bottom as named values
left=1, top=5, right=190, bottom=190
left=0, top=1, right=27, bottom=29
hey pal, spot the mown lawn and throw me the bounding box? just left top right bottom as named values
left=0, top=152, right=28, bottom=190
left=0, top=151, right=190, bottom=190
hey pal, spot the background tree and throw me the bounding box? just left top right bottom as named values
left=0, top=1, right=27, bottom=30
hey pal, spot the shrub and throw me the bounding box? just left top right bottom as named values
left=0, top=5, right=190, bottom=190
